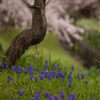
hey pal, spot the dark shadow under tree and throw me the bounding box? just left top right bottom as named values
left=3, top=0, right=48, bottom=67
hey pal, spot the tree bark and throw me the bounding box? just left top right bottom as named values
left=3, top=0, right=47, bottom=66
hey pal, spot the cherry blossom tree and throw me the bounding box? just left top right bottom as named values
left=0, top=0, right=100, bottom=66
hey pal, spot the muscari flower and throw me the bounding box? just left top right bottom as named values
left=53, top=63, right=55, bottom=67
left=54, top=95, right=58, bottom=100
left=29, top=69, right=32, bottom=75
left=6, top=65, right=9, bottom=70
left=39, top=74, right=44, bottom=80
left=45, top=59, right=48, bottom=64
left=17, top=90, right=25, bottom=96
left=68, top=83, right=71, bottom=87
left=61, top=78, right=64, bottom=82
left=68, top=79, right=71, bottom=83
left=69, top=71, right=72, bottom=75
left=90, top=97, right=93, bottom=100
left=64, top=67, right=67, bottom=70
left=17, top=74, right=20, bottom=79
left=72, top=65, right=74, bottom=71
left=55, top=67, right=57, bottom=70
left=47, top=94, right=52, bottom=100
left=7, top=75, right=13, bottom=82
left=1, top=63, right=4, bottom=69
left=70, top=92, right=76, bottom=100
left=68, top=74, right=72, bottom=79
left=77, top=74, right=80, bottom=79
left=45, top=64, right=47, bottom=69
left=38, top=90, right=41, bottom=94
left=68, top=92, right=76, bottom=100
left=60, top=90, right=64, bottom=99
left=56, top=74, right=59, bottom=79
left=30, top=75, right=33, bottom=80
left=58, top=70, right=62, bottom=77
left=59, top=67, right=62, bottom=71
left=61, top=74, right=65, bottom=78
left=44, top=92, right=48, bottom=98
left=85, top=80, right=88, bottom=84
left=40, top=70, right=44, bottom=74
left=81, top=74, right=84, bottom=79
left=34, top=76, right=38, bottom=82
left=25, top=68, right=28, bottom=74
left=17, top=65, right=21, bottom=70
left=7, top=79, right=10, bottom=83
left=11, top=66, right=16, bottom=73
left=44, top=71, right=47, bottom=78
left=34, top=93, right=38, bottom=99
left=47, top=73, right=51, bottom=80
left=51, top=71, right=55, bottom=78
left=35, top=67, right=38, bottom=71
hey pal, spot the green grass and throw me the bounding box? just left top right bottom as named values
left=0, top=52, right=100, bottom=100
left=0, top=27, right=100, bottom=100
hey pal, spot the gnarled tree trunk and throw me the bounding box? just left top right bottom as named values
left=3, top=0, right=47, bottom=66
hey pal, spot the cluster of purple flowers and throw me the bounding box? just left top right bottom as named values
left=17, top=90, right=25, bottom=96
left=3, top=59, right=93, bottom=100
left=7, top=75, right=13, bottom=83
left=67, top=92, right=76, bottom=100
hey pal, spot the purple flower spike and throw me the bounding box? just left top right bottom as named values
left=47, top=74, right=51, bottom=80
left=34, top=76, right=38, bottom=82
left=68, top=83, right=71, bottom=87
left=51, top=71, right=55, bottom=78
left=53, top=63, right=55, bottom=67
left=64, top=67, right=67, bottom=70
left=45, top=64, right=47, bottom=69
left=11, top=66, right=16, bottom=73
left=61, top=74, right=65, bottom=78
left=56, top=74, right=59, bottom=79
left=81, top=74, right=84, bottom=79
left=68, top=79, right=71, bottom=83
left=77, top=74, right=80, bottom=79
left=90, top=97, right=93, bottom=100
left=38, top=90, right=41, bottom=94
left=31, top=67, right=34, bottom=70
left=47, top=94, right=52, bottom=100
left=30, top=75, right=33, bottom=80
left=40, top=70, right=44, bottom=74
left=6, top=65, right=9, bottom=69
left=54, top=95, right=58, bottom=100
left=17, top=74, right=20, bottom=79
left=85, top=80, right=88, bottom=84
left=44, top=92, right=48, bottom=98
left=45, top=59, right=48, bottom=64
left=7, top=79, right=10, bottom=83
left=35, top=67, right=38, bottom=71
left=69, top=71, right=72, bottom=75
left=34, top=93, right=38, bottom=99
left=61, top=78, right=64, bottom=82
left=68, top=74, right=72, bottom=79
left=39, top=74, right=44, bottom=80
left=44, top=72, right=47, bottom=78
left=29, top=69, right=32, bottom=75
left=25, top=68, right=28, bottom=74
left=72, top=65, right=74, bottom=71
left=17, top=65, right=21, bottom=70
left=1, top=63, right=4, bottom=69
left=70, top=92, right=76, bottom=100
left=60, top=90, right=64, bottom=99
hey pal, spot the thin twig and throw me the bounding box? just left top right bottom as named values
left=45, top=0, right=51, bottom=7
